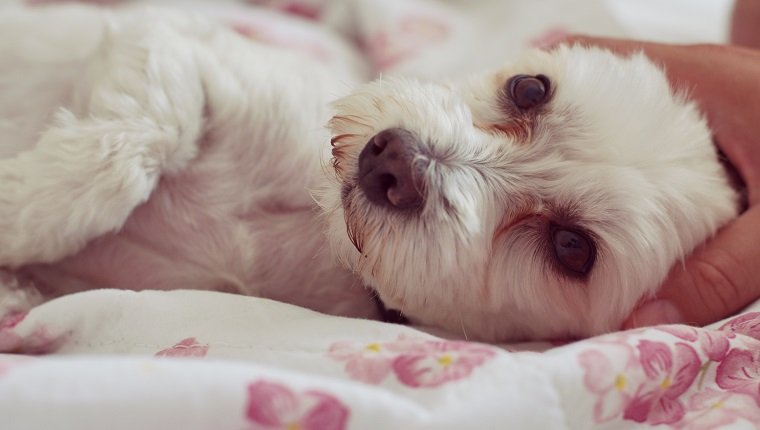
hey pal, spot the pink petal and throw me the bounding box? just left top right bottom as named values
left=663, top=342, right=700, bottom=398
left=381, top=338, right=431, bottom=354
left=392, top=355, right=434, bottom=388
left=301, top=392, right=350, bottom=430
left=399, top=17, right=449, bottom=43
left=327, top=341, right=362, bottom=361
left=720, top=312, right=760, bottom=340
left=433, top=359, right=480, bottom=387
left=578, top=344, right=634, bottom=393
left=593, top=391, right=630, bottom=423
left=392, top=343, right=495, bottom=388
left=637, top=340, right=673, bottom=380
left=344, top=356, right=393, bottom=385
left=701, top=331, right=730, bottom=362
left=245, top=381, right=298, bottom=426
left=155, top=337, right=209, bottom=358
left=715, top=348, right=760, bottom=404
left=281, top=3, right=322, bottom=20
left=646, top=396, right=685, bottom=425
left=579, top=350, right=614, bottom=393
left=528, top=27, right=571, bottom=49
left=623, top=389, right=657, bottom=423
left=393, top=357, right=473, bottom=388
left=393, top=354, right=468, bottom=388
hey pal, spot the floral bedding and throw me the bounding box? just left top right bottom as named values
left=1, top=0, right=750, bottom=429
left=2, top=289, right=760, bottom=429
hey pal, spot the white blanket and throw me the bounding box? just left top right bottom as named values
left=2, top=0, right=752, bottom=429
left=2, top=289, right=760, bottom=429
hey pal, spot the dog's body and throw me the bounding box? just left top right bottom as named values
left=0, top=5, right=378, bottom=319
left=0, top=5, right=740, bottom=341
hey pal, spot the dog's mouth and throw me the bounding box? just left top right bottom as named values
left=371, top=293, right=409, bottom=325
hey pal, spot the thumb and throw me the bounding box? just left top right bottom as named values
left=624, top=205, right=760, bottom=328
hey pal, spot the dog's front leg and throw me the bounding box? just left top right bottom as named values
left=0, top=22, right=205, bottom=267
left=0, top=269, right=43, bottom=319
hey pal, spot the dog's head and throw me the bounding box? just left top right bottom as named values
left=320, top=45, right=739, bottom=341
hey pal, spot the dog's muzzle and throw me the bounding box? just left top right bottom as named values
left=357, top=128, right=426, bottom=210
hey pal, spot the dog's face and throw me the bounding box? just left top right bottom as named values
left=321, top=45, right=739, bottom=342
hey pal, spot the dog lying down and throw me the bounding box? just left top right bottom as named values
left=0, top=5, right=740, bottom=342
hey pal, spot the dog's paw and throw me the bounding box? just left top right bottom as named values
left=0, top=270, right=44, bottom=318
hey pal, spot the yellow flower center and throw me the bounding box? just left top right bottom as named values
left=365, top=343, right=382, bottom=353
left=712, top=401, right=724, bottom=410
left=614, top=374, right=626, bottom=391
left=660, top=377, right=672, bottom=389
left=437, top=354, right=454, bottom=367
left=286, top=423, right=300, bottom=430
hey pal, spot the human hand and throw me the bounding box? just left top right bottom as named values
left=560, top=36, right=760, bottom=329
left=732, top=0, right=760, bottom=49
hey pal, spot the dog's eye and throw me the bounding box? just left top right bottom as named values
left=507, top=75, right=550, bottom=110
left=551, top=227, right=595, bottom=276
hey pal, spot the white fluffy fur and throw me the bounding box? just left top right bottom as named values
left=325, top=47, right=739, bottom=340
left=0, top=5, right=376, bottom=319
left=0, top=5, right=739, bottom=341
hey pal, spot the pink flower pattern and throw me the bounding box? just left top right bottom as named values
left=528, top=26, right=571, bottom=48
left=327, top=340, right=406, bottom=384
left=678, top=387, right=760, bottom=429
left=715, top=347, right=760, bottom=405
left=245, top=380, right=349, bottom=430
left=623, top=341, right=701, bottom=424
left=364, top=16, right=449, bottom=71
left=578, top=342, right=637, bottom=422
left=579, top=318, right=760, bottom=428
left=155, top=337, right=209, bottom=358
left=720, top=312, right=760, bottom=340
left=329, top=337, right=496, bottom=388
left=392, top=341, right=496, bottom=388
left=658, top=325, right=731, bottom=362
left=247, top=0, right=325, bottom=20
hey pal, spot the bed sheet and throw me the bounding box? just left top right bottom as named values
left=2, top=289, right=760, bottom=429
left=1, top=0, right=755, bottom=429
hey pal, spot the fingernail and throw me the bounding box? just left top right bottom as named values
left=624, top=299, right=684, bottom=329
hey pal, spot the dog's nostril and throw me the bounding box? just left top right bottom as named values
left=378, top=173, right=396, bottom=190
left=357, top=128, right=425, bottom=210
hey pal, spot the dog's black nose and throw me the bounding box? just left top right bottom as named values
left=357, top=128, right=425, bottom=210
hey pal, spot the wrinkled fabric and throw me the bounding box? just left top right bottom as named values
left=2, top=289, right=760, bottom=429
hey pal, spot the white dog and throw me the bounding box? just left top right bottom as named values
left=0, top=5, right=739, bottom=341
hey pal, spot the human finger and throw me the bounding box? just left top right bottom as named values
left=624, top=205, right=760, bottom=328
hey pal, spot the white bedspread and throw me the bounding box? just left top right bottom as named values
left=2, top=289, right=760, bottom=429
left=2, top=0, right=753, bottom=429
